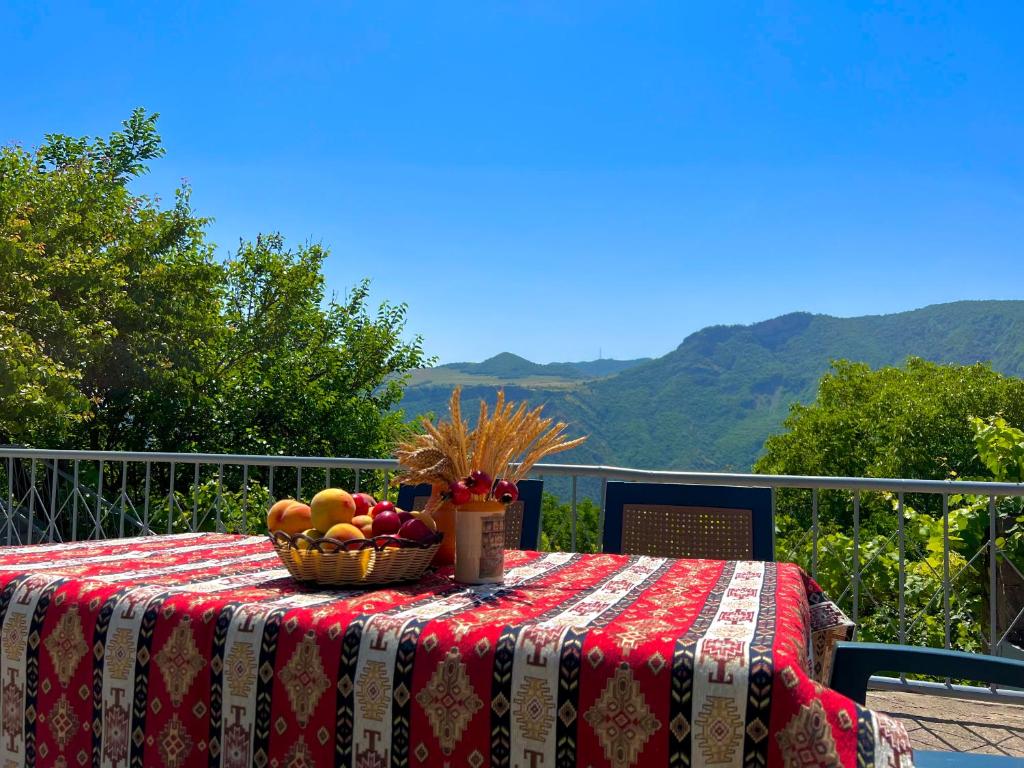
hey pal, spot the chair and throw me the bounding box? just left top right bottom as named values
left=830, top=642, right=1024, bottom=766
left=396, top=479, right=544, bottom=550
left=601, top=481, right=774, bottom=560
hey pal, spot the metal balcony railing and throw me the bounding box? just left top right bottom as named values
left=2, top=446, right=1023, bottom=701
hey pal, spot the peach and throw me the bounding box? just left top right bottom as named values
left=360, top=523, right=374, bottom=538
left=321, top=522, right=365, bottom=552
left=266, top=498, right=297, bottom=532
left=274, top=502, right=312, bottom=535
left=351, top=514, right=373, bottom=529
left=310, top=488, right=357, bottom=532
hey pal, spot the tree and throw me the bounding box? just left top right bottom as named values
left=540, top=493, right=601, bottom=553
left=0, top=110, right=429, bottom=458
left=756, top=357, right=1024, bottom=481
left=756, top=359, right=1024, bottom=653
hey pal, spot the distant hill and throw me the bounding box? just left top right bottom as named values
left=407, top=353, right=649, bottom=389
left=398, top=301, right=1024, bottom=471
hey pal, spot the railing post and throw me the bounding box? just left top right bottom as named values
left=598, top=476, right=608, bottom=552
left=71, top=460, right=79, bottom=542
left=6, top=457, right=13, bottom=546
left=241, top=464, right=249, bottom=535
left=989, top=495, right=998, bottom=658
left=297, top=466, right=303, bottom=501
left=215, top=464, right=224, bottom=533
left=27, top=459, right=37, bottom=545
left=168, top=462, right=176, bottom=535
left=191, top=463, right=200, bottom=532
left=143, top=462, right=152, bottom=536
left=119, top=460, right=128, bottom=539
left=94, top=460, right=104, bottom=540
left=49, top=458, right=59, bottom=542
left=811, top=488, right=818, bottom=579
left=852, top=490, right=860, bottom=627
left=571, top=475, right=578, bottom=553
left=898, top=492, right=906, bottom=646
left=943, top=493, right=951, bottom=651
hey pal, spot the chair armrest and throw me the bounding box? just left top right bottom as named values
left=829, top=642, right=1024, bottom=704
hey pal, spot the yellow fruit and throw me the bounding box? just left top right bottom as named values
left=351, top=514, right=373, bottom=529
left=272, top=502, right=312, bottom=535
left=295, top=528, right=323, bottom=550
left=310, top=488, right=357, bottom=532
left=321, top=522, right=365, bottom=552
left=266, top=498, right=296, bottom=531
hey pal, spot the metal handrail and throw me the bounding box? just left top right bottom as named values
left=3, top=448, right=1022, bottom=496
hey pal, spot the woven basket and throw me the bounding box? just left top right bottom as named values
left=269, top=530, right=443, bottom=586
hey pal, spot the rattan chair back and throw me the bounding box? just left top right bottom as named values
left=602, top=481, right=773, bottom=560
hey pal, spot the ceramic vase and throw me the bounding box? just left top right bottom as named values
left=453, top=500, right=505, bottom=584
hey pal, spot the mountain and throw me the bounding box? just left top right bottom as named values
left=407, top=353, right=650, bottom=389
left=398, top=301, right=1024, bottom=471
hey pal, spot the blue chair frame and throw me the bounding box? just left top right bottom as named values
left=397, top=479, right=544, bottom=550
left=830, top=641, right=1024, bottom=766
left=602, top=481, right=774, bottom=560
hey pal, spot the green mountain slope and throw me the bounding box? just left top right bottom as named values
left=398, top=301, right=1024, bottom=471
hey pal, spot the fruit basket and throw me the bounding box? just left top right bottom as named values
left=269, top=530, right=443, bottom=586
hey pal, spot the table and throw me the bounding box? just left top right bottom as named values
left=0, top=533, right=914, bottom=768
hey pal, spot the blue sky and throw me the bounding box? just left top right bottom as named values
left=3, top=1, right=1022, bottom=364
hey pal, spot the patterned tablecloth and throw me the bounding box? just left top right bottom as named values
left=0, top=533, right=914, bottom=768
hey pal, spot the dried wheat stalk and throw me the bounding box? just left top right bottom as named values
left=393, top=386, right=587, bottom=496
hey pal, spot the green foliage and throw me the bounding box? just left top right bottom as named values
left=539, top=493, right=601, bottom=553
left=762, top=361, right=1024, bottom=653
left=145, top=478, right=273, bottom=535
left=0, top=111, right=429, bottom=458
left=756, top=358, right=1024, bottom=480
left=972, top=416, right=1024, bottom=483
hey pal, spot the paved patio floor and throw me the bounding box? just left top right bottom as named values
left=868, top=691, right=1024, bottom=757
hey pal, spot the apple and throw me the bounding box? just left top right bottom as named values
left=310, top=488, right=357, bottom=532
left=353, top=492, right=377, bottom=517
left=396, top=510, right=413, bottom=524
left=370, top=500, right=396, bottom=517
left=399, top=518, right=433, bottom=542
left=371, top=510, right=401, bottom=536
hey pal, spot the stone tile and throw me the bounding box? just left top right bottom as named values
left=867, top=691, right=1024, bottom=757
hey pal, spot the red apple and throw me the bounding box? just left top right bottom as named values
left=399, top=518, right=432, bottom=542
left=396, top=510, right=414, bottom=524
left=371, top=510, right=402, bottom=536
left=371, top=500, right=396, bottom=517
left=353, top=492, right=377, bottom=517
